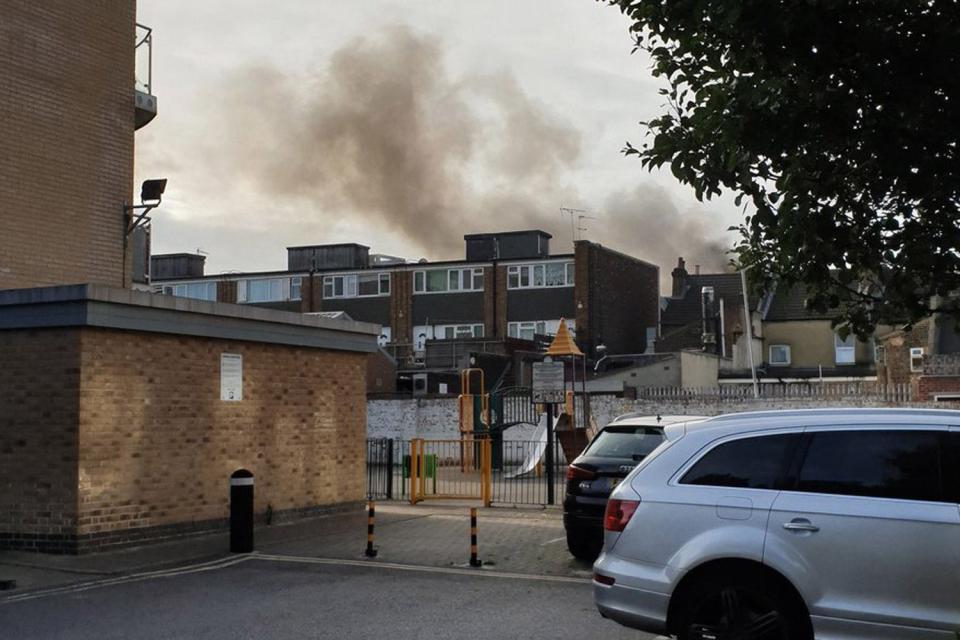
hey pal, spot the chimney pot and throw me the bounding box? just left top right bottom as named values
left=695, top=264, right=701, bottom=275
left=671, top=257, right=688, bottom=298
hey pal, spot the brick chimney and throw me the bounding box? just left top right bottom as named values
left=671, top=257, right=688, bottom=298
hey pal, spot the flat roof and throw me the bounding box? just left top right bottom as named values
left=0, top=284, right=379, bottom=353
left=286, top=243, right=370, bottom=251
left=463, top=229, right=553, bottom=239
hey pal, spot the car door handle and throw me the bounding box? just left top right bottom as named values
left=783, top=519, right=819, bottom=533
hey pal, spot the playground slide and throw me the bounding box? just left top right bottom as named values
left=505, top=417, right=548, bottom=479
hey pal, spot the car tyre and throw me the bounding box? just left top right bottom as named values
left=673, top=569, right=812, bottom=640
left=565, top=529, right=600, bottom=562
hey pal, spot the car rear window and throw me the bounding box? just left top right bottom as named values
left=584, top=426, right=664, bottom=459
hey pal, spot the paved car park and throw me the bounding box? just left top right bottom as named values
left=0, top=503, right=660, bottom=639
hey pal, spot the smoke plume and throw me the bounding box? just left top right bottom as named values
left=186, top=25, right=731, bottom=277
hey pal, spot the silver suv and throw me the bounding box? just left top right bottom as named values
left=593, top=408, right=960, bottom=639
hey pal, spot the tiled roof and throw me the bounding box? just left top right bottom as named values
left=764, top=284, right=835, bottom=322
left=661, top=273, right=750, bottom=327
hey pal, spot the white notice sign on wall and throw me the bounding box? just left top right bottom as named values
left=220, top=353, right=243, bottom=401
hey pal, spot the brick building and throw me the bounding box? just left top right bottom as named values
left=0, top=1, right=156, bottom=290
left=0, top=286, right=377, bottom=553
left=152, top=232, right=661, bottom=391
left=877, top=314, right=960, bottom=401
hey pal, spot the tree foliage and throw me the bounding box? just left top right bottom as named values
left=605, top=0, right=960, bottom=336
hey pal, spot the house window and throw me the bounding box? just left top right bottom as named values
left=910, top=347, right=926, bottom=373
left=238, top=277, right=288, bottom=303
left=435, top=324, right=484, bottom=339
left=507, top=319, right=575, bottom=341
left=834, top=333, right=856, bottom=365
left=165, top=281, right=217, bottom=301
left=769, top=344, right=791, bottom=366
left=290, top=276, right=302, bottom=301
left=323, top=273, right=389, bottom=299
left=506, top=261, right=574, bottom=289
left=413, top=268, right=483, bottom=293
left=508, top=321, right=545, bottom=340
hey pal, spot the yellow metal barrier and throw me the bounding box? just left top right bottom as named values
left=409, top=438, right=491, bottom=507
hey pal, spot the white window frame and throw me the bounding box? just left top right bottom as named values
left=290, top=276, right=302, bottom=301
left=834, top=333, right=856, bottom=365
left=413, top=268, right=484, bottom=294
left=910, top=347, right=926, bottom=373
left=434, top=324, right=484, bottom=340
left=237, top=277, right=289, bottom=303
left=507, top=319, right=575, bottom=341
left=165, top=281, right=217, bottom=302
left=323, top=272, right=390, bottom=299
left=769, top=344, right=791, bottom=366
left=506, top=261, right=574, bottom=290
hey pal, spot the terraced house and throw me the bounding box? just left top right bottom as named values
left=152, top=231, right=661, bottom=392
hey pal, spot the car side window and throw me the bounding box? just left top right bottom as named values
left=680, top=434, right=800, bottom=489
left=795, top=430, right=943, bottom=502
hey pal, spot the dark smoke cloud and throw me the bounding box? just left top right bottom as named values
left=200, top=24, right=730, bottom=275
left=210, top=26, right=578, bottom=258
left=597, top=184, right=732, bottom=281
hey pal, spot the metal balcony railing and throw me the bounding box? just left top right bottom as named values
left=135, top=23, right=153, bottom=95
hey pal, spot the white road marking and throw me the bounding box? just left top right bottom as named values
left=540, top=536, right=565, bottom=546
left=0, top=555, right=251, bottom=605
left=253, top=553, right=591, bottom=585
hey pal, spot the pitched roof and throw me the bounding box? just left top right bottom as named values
left=764, top=283, right=835, bottom=321
left=661, top=273, right=750, bottom=327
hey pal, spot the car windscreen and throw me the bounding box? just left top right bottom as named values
left=584, top=426, right=665, bottom=459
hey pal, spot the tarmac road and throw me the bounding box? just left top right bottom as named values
left=0, top=555, right=657, bottom=640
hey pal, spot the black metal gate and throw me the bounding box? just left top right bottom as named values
left=365, top=438, right=396, bottom=500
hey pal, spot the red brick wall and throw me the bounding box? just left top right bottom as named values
left=483, top=266, right=497, bottom=338
left=917, top=375, right=960, bottom=401
left=0, top=329, right=81, bottom=546
left=390, top=271, right=413, bottom=343
left=575, top=241, right=660, bottom=354
left=0, top=1, right=136, bottom=289
left=877, top=320, right=929, bottom=385
left=494, top=265, right=508, bottom=339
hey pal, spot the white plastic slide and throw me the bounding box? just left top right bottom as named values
left=505, top=416, right=548, bottom=479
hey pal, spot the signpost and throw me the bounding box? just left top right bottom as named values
left=532, top=360, right=565, bottom=505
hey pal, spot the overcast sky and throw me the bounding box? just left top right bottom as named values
left=135, top=0, right=739, bottom=280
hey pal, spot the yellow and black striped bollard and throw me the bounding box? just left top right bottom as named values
left=364, top=500, right=378, bottom=557
left=469, top=507, right=481, bottom=567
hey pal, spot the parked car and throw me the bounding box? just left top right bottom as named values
left=563, top=414, right=706, bottom=561
left=593, top=408, right=960, bottom=640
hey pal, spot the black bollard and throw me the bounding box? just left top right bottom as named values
left=469, top=507, right=481, bottom=567
left=230, top=469, right=254, bottom=553
left=364, top=501, right=378, bottom=557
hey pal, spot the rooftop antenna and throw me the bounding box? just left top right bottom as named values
left=196, top=248, right=209, bottom=256
left=560, top=206, right=587, bottom=247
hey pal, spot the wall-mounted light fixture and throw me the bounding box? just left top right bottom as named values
left=125, top=178, right=167, bottom=234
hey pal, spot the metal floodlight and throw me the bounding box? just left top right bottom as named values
left=125, top=178, right=168, bottom=234
left=140, top=178, right=167, bottom=203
